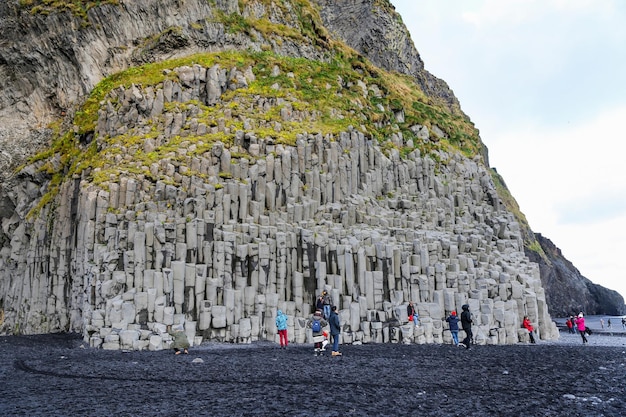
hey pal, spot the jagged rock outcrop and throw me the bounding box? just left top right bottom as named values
left=312, top=1, right=461, bottom=112
left=527, top=234, right=625, bottom=317
left=0, top=0, right=560, bottom=349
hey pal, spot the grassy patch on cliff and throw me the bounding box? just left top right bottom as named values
left=30, top=49, right=481, bottom=216
left=490, top=168, right=546, bottom=259
left=19, top=0, right=119, bottom=19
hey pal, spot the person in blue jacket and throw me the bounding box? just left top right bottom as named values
left=275, top=309, right=288, bottom=349
left=446, top=310, right=460, bottom=346
left=329, top=306, right=342, bottom=356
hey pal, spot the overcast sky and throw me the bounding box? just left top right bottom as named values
left=390, top=0, right=626, bottom=302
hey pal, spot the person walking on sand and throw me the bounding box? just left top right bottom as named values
left=600, top=318, right=604, bottom=329
left=275, top=309, right=289, bottom=349
left=575, top=313, right=588, bottom=344
left=622, top=317, right=626, bottom=329
left=446, top=310, right=460, bottom=346
left=607, top=318, right=612, bottom=329
left=329, top=306, right=342, bottom=356
left=308, top=309, right=328, bottom=356
left=459, top=304, right=473, bottom=350
left=522, top=316, right=536, bottom=343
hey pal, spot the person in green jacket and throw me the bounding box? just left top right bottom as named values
left=168, top=325, right=189, bottom=354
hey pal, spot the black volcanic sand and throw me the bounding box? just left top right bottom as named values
left=1, top=333, right=626, bottom=417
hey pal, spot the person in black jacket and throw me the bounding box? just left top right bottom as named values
left=459, top=304, right=473, bottom=350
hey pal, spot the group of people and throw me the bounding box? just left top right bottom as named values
left=444, top=306, right=536, bottom=348
left=600, top=317, right=626, bottom=329
left=565, top=313, right=589, bottom=343
left=308, top=306, right=342, bottom=356
left=174, top=298, right=552, bottom=355
left=274, top=291, right=343, bottom=356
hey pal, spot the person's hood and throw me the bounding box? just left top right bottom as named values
left=277, top=310, right=283, bottom=316
left=462, top=304, right=469, bottom=311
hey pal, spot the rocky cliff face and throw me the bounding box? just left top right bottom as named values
left=0, top=0, right=560, bottom=350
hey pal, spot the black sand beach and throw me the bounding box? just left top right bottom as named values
left=1, top=327, right=626, bottom=417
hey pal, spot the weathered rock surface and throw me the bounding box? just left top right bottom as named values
left=0, top=56, right=558, bottom=348
left=4, top=0, right=610, bottom=350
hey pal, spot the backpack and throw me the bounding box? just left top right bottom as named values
left=312, top=319, right=321, bottom=333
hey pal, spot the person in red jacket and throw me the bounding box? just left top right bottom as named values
left=522, top=316, right=536, bottom=343
left=566, top=317, right=574, bottom=334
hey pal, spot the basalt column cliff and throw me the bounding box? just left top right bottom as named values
left=0, top=0, right=558, bottom=350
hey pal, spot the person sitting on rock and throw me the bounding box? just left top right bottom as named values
left=407, top=301, right=419, bottom=327
left=522, top=316, right=536, bottom=343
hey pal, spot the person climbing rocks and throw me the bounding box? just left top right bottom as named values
left=316, top=293, right=325, bottom=315
left=322, top=290, right=332, bottom=320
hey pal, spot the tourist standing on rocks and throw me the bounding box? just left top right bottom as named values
left=446, top=311, right=460, bottom=346
left=329, top=306, right=342, bottom=356
left=322, top=290, right=332, bottom=319
left=575, top=313, right=588, bottom=344
left=407, top=301, right=419, bottom=327
left=459, top=304, right=473, bottom=350
left=522, top=316, right=536, bottom=343
left=168, top=325, right=189, bottom=355
left=275, top=309, right=289, bottom=349
left=316, top=293, right=325, bottom=315
left=308, top=309, right=328, bottom=356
